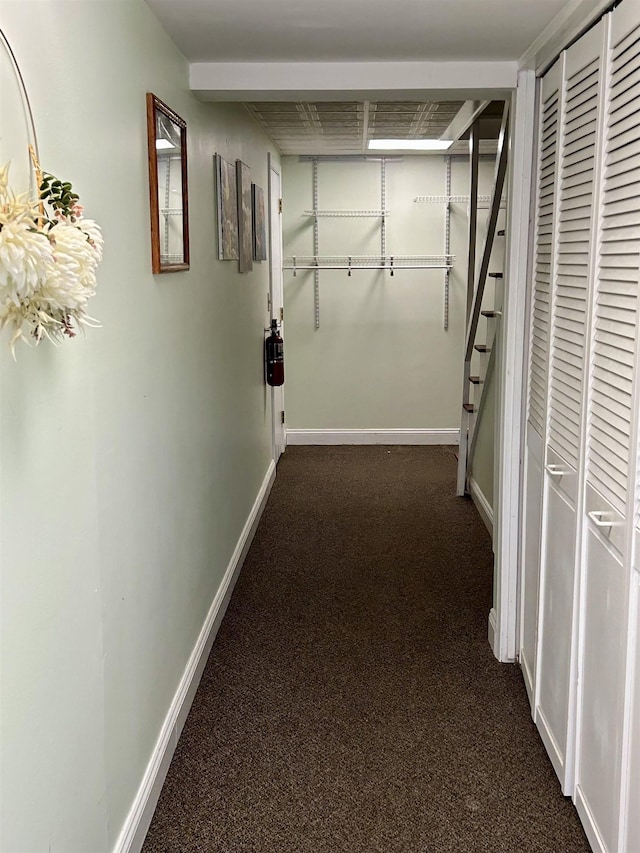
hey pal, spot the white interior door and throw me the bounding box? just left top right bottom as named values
left=520, top=62, right=561, bottom=710
left=622, top=570, right=639, bottom=852
left=268, top=154, right=285, bottom=461
left=627, top=435, right=640, bottom=851
left=535, top=21, right=604, bottom=795
left=574, top=6, right=639, bottom=850
left=620, top=115, right=640, bottom=853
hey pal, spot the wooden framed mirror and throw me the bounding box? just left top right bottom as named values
left=146, top=93, right=189, bottom=273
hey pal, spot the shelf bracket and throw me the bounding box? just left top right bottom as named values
left=312, top=157, right=320, bottom=329
left=381, top=157, right=387, bottom=262
left=444, top=155, right=452, bottom=331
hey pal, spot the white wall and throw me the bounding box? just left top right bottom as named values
left=282, top=156, right=455, bottom=430
left=470, top=368, right=496, bottom=507
left=0, top=2, right=278, bottom=851
left=282, top=154, right=498, bottom=434
left=467, top=193, right=507, bottom=515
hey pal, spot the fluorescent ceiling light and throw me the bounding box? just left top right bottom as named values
left=156, top=138, right=174, bottom=150
left=368, top=139, right=452, bottom=151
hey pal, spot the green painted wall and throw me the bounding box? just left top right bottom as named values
left=0, top=2, right=278, bottom=850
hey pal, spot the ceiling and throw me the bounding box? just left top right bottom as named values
left=146, top=0, right=570, bottom=63
left=145, top=0, right=567, bottom=155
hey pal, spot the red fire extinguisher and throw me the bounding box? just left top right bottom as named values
left=265, top=319, right=284, bottom=386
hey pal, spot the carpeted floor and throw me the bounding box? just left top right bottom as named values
left=142, top=446, right=590, bottom=852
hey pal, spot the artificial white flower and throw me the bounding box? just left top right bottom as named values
left=0, top=218, right=55, bottom=304
left=49, top=222, right=99, bottom=298
left=0, top=161, right=103, bottom=355
left=78, top=219, right=104, bottom=262
left=0, top=185, right=38, bottom=226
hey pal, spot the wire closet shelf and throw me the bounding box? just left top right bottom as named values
left=284, top=254, right=455, bottom=276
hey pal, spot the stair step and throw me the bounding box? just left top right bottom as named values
left=469, top=375, right=483, bottom=385
left=489, top=272, right=504, bottom=279
left=475, top=344, right=491, bottom=353
left=463, top=403, right=476, bottom=413
left=481, top=310, right=498, bottom=318
left=498, top=229, right=505, bottom=236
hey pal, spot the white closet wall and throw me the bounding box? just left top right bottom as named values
left=521, top=1, right=640, bottom=850
left=281, top=156, right=497, bottom=433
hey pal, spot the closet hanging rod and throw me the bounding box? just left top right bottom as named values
left=303, top=209, right=389, bottom=218
left=415, top=194, right=506, bottom=208
left=284, top=264, right=452, bottom=271
left=284, top=255, right=455, bottom=263
left=284, top=255, right=454, bottom=276
left=415, top=194, right=492, bottom=203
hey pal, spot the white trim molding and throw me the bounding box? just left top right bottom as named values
left=469, top=477, right=494, bottom=537
left=286, top=428, right=459, bottom=446
left=574, top=785, right=608, bottom=853
left=493, top=69, right=537, bottom=664
left=113, top=460, right=277, bottom=853
left=488, top=607, right=497, bottom=651
left=536, top=707, right=567, bottom=793
left=518, top=0, right=613, bottom=75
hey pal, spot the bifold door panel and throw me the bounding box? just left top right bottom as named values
left=536, top=484, right=576, bottom=785
left=623, top=572, right=639, bottom=851
left=575, top=533, right=627, bottom=852
left=575, top=6, right=640, bottom=848
left=522, top=2, right=640, bottom=849
left=520, top=61, right=562, bottom=712
left=520, top=430, right=543, bottom=704
left=538, top=19, right=605, bottom=795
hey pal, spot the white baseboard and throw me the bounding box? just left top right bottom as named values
left=468, top=476, right=494, bottom=537
left=536, top=706, right=567, bottom=794
left=286, top=428, right=459, bottom=446
left=488, top=607, right=497, bottom=654
left=113, top=460, right=277, bottom=853
left=574, top=785, right=607, bottom=853
left=520, top=647, right=535, bottom=712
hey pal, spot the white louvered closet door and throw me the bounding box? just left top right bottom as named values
left=624, top=609, right=640, bottom=851
left=535, top=21, right=605, bottom=796
left=621, top=101, right=640, bottom=853
left=624, top=522, right=640, bottom=851
left=520, top=61, right=561, bottom=708
left=574, top=4, right=640, bottom=850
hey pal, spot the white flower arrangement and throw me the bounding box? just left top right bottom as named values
left=0, top=158, right=103, bottom=356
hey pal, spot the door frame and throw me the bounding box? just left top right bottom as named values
left=492, top=69, right=537, bottom=662
left=267, top=152, right=285, bottom=462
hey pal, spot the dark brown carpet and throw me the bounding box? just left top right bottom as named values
left=142, top=446, right=589, bottom=852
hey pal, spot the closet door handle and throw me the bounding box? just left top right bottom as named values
left=545, top=463, right=569, bottom=477
left=587, top=510, right=622, bottom=528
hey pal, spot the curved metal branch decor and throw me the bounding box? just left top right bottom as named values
left=0, top=28, right=103, bottom=357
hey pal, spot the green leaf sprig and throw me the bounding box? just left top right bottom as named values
left=39, top=172, right=80, bottom=223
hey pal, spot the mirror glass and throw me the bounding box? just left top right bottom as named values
left=146, top=94, right=189, bottom=273
left=156, top=113, right=184, bottom=266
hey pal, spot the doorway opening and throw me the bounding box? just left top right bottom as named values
left=254, top=96, right=515, bottom=660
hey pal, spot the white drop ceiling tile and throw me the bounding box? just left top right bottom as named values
left=246, top=100, right=465, bottom=155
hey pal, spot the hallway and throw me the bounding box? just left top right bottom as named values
left=142, top=447, right=589, bottom=852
